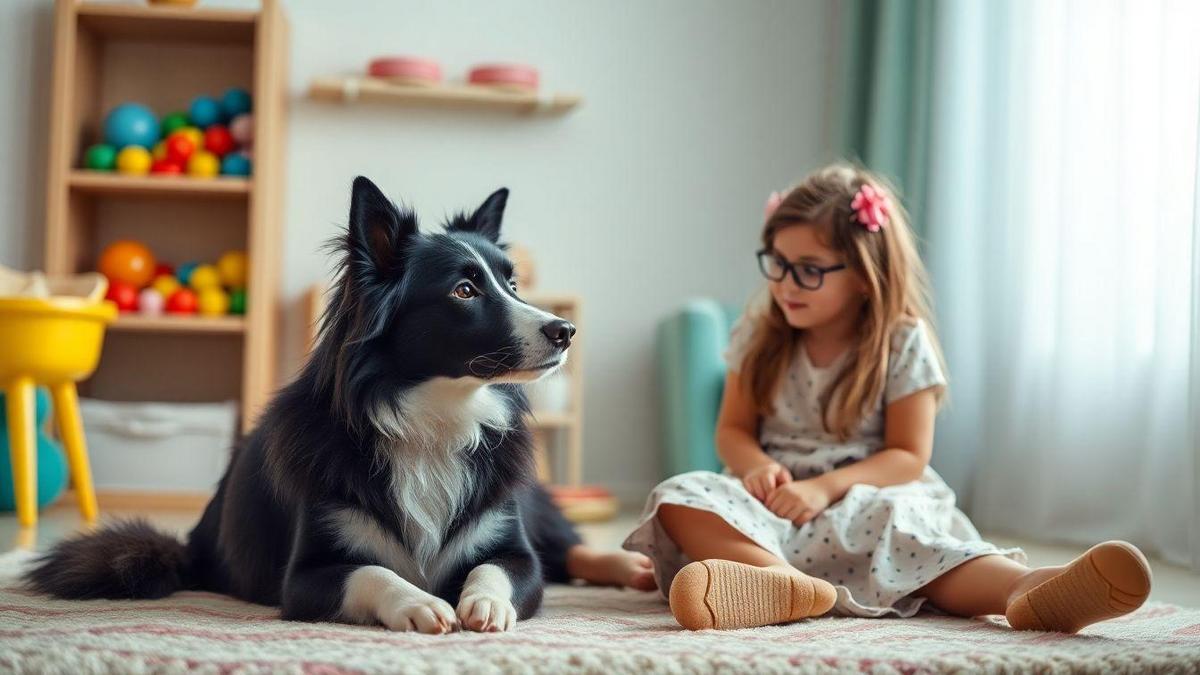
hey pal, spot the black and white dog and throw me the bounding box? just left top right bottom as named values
left=25, top=177, right=587, bottom=633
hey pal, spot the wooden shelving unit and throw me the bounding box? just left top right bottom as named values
left=307, top=76, right=582, bottom=115
left=43, top=0, right=289, bottom=432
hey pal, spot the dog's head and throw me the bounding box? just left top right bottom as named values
left=318, top=177, right=573, bottom=418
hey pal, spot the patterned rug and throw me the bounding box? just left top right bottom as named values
left=1, top=551, right=1198, bottom=674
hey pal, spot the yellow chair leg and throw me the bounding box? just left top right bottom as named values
left=52, top=382, right=98, bottom=523
left=5, top=378, right=37, bottom=528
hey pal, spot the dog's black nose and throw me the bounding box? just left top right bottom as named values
left=541, top=320, right=576, bottom=349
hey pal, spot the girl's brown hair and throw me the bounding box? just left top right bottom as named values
left=741, top=163, right=947, bottom=439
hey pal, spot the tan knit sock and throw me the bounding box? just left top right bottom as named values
left=668, top=559, right=837, bottom=631
left=1006, top=541, right=1152, bottom=633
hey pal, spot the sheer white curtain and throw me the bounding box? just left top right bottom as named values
left=924, top=0, right=1200, bottom=569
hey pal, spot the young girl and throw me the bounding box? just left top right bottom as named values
left=623, top=163, right=1152, bottom=632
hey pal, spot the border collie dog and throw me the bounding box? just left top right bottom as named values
left=25, top=177, right=586, bottom=633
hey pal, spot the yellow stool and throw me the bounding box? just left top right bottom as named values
left=0, top=295, right=116, bottom=528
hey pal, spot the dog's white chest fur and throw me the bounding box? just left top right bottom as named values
left=331, top=377, right=512, bottom=589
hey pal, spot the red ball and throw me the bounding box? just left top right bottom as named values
left=104, top=279, right=139, bottom=312
left=151, top=159, right=183, bottom=175
left=154, top=262, right=175, bottom=277
left=164, top=133, right=196, bottom=164
left=166, top=288, right=199, bottom=314
left=203, top=125, right=235, bottom=157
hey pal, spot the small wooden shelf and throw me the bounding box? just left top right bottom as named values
left=307, top=77, right=581, bottom=115
left=76, top=2, right=256, bottom=43
left=527, top=412, right=575, bottom=429
left=69, top=171, right=250, bottom=198
left=110, top=314, right=246, bottom=335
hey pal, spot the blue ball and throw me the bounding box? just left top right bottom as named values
left=103, top=103, right=160, bottom=149
left=221, top=88, right=252, bottom=118
left=0, top=387, right=52, bottom=426
left=177, top=261, right=200, bottom=285
left=189, top=96, right=224, bottom=128
left=220, top=152, right=252, bottom=177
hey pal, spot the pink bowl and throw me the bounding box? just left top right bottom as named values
left=367, top=56, right=443, bottom=85
left=467, top=63, right=539, bottom=92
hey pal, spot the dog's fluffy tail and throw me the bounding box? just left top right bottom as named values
left=23, top=519, right=191, bottom=599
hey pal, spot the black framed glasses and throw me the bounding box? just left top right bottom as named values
left=756, top=249, right=847, bottom=290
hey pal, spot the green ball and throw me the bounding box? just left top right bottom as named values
left=83, top=143, right=117, bottom=171
left=161, top=111, right=189, bottom=136
left=229, top=288, right=247, bottom=315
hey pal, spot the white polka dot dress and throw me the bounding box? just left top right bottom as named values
left=623, top=317, right=1026, bottom=618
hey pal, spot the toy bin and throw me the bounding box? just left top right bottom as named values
left=79, top=398, right=237, bottom=492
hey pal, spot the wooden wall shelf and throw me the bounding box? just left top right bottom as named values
left=110, top=315, right=247, bottom=334
left=307, top=77, right=582, bottom=115
left=69, top=171, right=251, bottom=198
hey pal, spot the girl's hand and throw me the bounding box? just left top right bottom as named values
left=765, top=478, right=832, bottom=525
left=742, top=462, right=792, bottom=502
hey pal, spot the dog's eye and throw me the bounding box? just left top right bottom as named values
left=453, top=282, right=478, bottom=299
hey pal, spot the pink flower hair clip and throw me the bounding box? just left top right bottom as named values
left=850, top=183, right=891, bottom=232
left=764, top=190, right=785, bottom=220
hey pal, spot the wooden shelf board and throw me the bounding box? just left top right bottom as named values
left=69, top=171, right=251, bottom=198
left=76, top=3, right=257, bottom=43
left=308, top=77, right=581, bottom=115
left=110, top=314, right=246, bottom=334
left=527, top=412, right=576, bottom=428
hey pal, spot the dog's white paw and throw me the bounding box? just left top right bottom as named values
left=457, top=593, right=517, bottom=632
left=379, top=594, right=457, bottom=634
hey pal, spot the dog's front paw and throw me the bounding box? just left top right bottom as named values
left=379, top=593, right=457, bottom=634
left=457, top=593, right=517, bottom=632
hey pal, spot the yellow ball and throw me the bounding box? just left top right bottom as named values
left=216, top=250, right=248, bottom=288
left=187, top=151, right=220, bottom=178
left=197, top=287, right=230, bottom=316
left=179, top=126, right=204, bottom=149
left=116, top=146, right=152, bottom=175
left=151, top=274, right=181, bottom=298
left=152, top=141, right=167, bottom=161
left=189, top=264, right=221, bottom=291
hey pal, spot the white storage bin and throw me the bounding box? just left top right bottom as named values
left=80, top=398, right=238, bottom=492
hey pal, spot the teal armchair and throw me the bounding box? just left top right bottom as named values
left=656, top=299, right=742, bottom=477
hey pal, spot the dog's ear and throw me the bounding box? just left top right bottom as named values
left=348, top=176, right=417, bottom=278
left=449, top=188, right=508, bottom=243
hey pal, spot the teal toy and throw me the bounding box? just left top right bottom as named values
left=189, top=96, right=223, bottom=129
left=221, top=88, right=252, bottom=118
left=221, top=152, right=252, bottom=177
left=0, top=388, right=68, bottom=511
left=177, top=261, right=200, bottom=286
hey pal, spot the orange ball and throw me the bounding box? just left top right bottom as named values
left=98, top=240, right=157, bottom=288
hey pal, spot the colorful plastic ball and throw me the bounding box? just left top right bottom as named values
left=228, top=288, right=246, bottom=315
left=151, top=274, right=181, bottom=298
left=198, top=287, right=230, bottom=316
left=151, top=141, right=167, bottom=161
left=116, top=146, right=153, bottom=175
left=161, top=111, right=189, bottom=136
left=150, top=159, right=183, bottom=175
left=154, top=262, right=175, bottom=277
left=104, top=279, right=139, bottom=312
left=176, top=261, right=199, bottom=285
left=204, top=125, right=235, bottom=157
left=103, top=103, right=160, bottom=149
left=98, top=240, right=156, bottom=288
left=187, top=151, right=220, bottom=178
left=165, top=132, right=196, bottom=164
left=84, top=144, right=117, bottom=171
left=189, top=264, right=221, bottom=291
left=221, top=88, right=252, bottom=118
left=216, top=250, right=248, bottom=288
left=166, top=288, right=198, bottom=314
left=220, top=152, right=251, bottom=177
left=178, top=126, right=204, bottom=149
left=138, top=288, right=165, bottom=315
left=188, top=96, right=223, bottom=128
left=229, top=113, right=253, bottom=145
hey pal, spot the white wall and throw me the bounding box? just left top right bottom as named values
left=0, top=0, right=831, bottom=502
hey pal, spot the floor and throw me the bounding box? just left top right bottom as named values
left=4, top=504, right=1199, bottom=608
